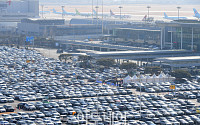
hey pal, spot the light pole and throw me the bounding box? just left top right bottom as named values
left=119, top=6, right=123, bottom=20
left=139, top=75, right=142, bottom=119
left=41, top=5, right=44, bottom=18
left=177, top=6, right=181, bottom=20
left=95, top=6, right=99, bottom=19
left=101, top=0, right=104, bottom=36
left=147, top=6, right=151, bottom=19
left=92, top=0, right=94, bottom=23
left=61, top=6, right=65, bottom=19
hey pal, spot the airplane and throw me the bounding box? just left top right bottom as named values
left=52, top=9, right=62, bottom=14
left=142, top=15, right=147, bottom=21
left=142, top=15, right=154, bottom=22
left=52, top=8, right=76, bottom=16
left=39, top=10, right=50, bottom=14
left=92, top=9, right=109, bottom=18
left=7, top=0, right=11, bottom=6
left=62, top=8, right=76, bottom=16
left=75, top=9, right=91, bottom=17
left=193, top=8, right=200, bottom=19
left=110, top=10, right=131, bottom=19
left=164, top=12, right=187, bottom=20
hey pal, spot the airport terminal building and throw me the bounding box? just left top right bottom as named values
left=17, top=18, right=200, bottom=52
left=113, top=20, right=200, bottom=52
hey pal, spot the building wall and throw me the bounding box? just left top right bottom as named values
left=164, top=26, right=200, bottom=51
left=18, top=23, right=40, bottom=36
left=0, top=0, right=39, bottom=20
left=114, top=28, right=161, bottom=46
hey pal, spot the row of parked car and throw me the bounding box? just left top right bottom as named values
left=1, top=46, right=200, bottom=125
left=123, top=81, right=200, bottom=93
left=0, top=47, right=130, bottom=105
left=0, top=94, right=198, bottom=125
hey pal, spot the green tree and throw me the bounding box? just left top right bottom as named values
left=59, top=54, right=72, bottom=62
left=170, top=69, right=191, bottom=79
left=145, top=66, right=162, bottom=75
left=120, top=62, right=137, bottom=75
left=96, top=58, right=116, bottom=67
left=120, top=62, right=137, bottom=70
left=78, top=55, right=93, bottom=62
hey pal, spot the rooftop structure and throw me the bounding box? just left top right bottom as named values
left=156, top=56, right=200, bottom=69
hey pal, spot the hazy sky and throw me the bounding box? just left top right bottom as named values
left=40, top=0, right=200, bottom=5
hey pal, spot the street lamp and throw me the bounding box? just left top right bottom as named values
left=92, top=0, right=94, bottom=23
left=177, top=6, right=181, bottom=20
left=119, top=6, right=123, bottom=20
left=41, top=5, right=44, bottom=18
left=95, top=6, right=99, bottom=19
left=147, top=6, right=151, bottom=19
left=61, top=6, right=65, bottom=19
left=139, top=75, right=142, bottom=119
left=101, top=0, right=104, bottom=36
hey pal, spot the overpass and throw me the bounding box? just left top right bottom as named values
left=85, top=49, right=194, bottom=65
left=60, top=40, right=150, bottom=51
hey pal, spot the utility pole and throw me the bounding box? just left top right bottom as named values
left=41, top=5, right=44, bottom=18
left=147, top=6, right=151, bottom=19
left=92, top=0, right=94, bottom=24
left=95, top=6, right=99, bottom=19
left=177, top=6, right=181, bottom=20
left=101, top=0, right=104, bottom=36
left=96, top=0, right=99, bottom=18
left=61, top=6, right=65, bottom=19
left=119, top=6, right=123, bottom=20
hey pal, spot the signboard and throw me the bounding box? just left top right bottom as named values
left=26, top=36, right=34, bottom=42
left=170, top=85, right=175, bottom=90
left=55, top=43, right=59, bottom=47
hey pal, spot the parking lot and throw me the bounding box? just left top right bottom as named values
left=0, top=46, right=200, bottom=125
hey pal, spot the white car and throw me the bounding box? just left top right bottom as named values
left=0, top=106, right=6, bottom=113
left=67, top=116, right=79, bottom=125
left=19, top=96, right=29, bottom=101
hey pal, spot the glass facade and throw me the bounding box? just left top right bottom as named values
left=113, top=22, right=200, bottom=51
left=114, top=28, right=161, bottom=46
left=165, top=26, right=200, bottom=51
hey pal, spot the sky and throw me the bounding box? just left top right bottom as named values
left=39, top=0, right=200, bottom=5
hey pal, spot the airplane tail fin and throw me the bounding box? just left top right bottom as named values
left=93, top=9, right=97, bottom=15
left=62, top=8, right=67, bottom=14
left=7, top=0, right=11, bottom=6
left=52, top=8, right=57, bottom=13
left=75, top=9, right=81, bottom=15
left=164, top=12, right=168, bottom=18
left=142, top=15, right=147, bottom=21
left=110, top=10, right=115, bottom=16
left=193, top=8, right=200, bottom=16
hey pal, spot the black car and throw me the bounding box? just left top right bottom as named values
left=3, top=105, right=14, bottom=112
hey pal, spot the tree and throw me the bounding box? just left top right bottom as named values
left=170, top=69, right=191, bottom=79
left=120, top=62, right=137, bottom=70
left=120, top=62, right=137, bottom=75
left=145, top=66, right=162, bottom=75
left=96, top=58, right=116, bottom=67
left=79, top=61, right=94, bottom=68
left=59, top=54, right=72, bottom=62
left=78, top=55, right=93, bottom=62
